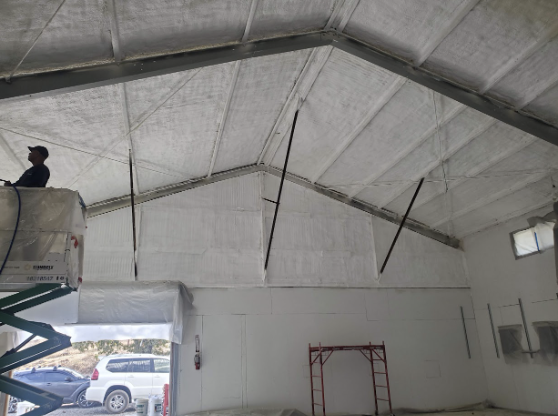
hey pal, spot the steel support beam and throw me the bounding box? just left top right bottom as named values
left=2, top=31, right=558, bottom=148
left=87, top=164, right=460, bottom=248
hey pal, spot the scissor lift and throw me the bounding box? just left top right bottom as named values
left=0, top=187, right=85, bottom=416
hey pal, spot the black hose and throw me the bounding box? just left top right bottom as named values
left=0, top=184, right=21, bottom=276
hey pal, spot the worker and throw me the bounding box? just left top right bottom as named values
left=3, top=146, right=50, bottom=187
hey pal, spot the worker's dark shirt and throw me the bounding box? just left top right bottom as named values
left=13, top=164, right=50, bottom=187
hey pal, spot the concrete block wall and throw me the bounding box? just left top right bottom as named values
left=175, top=288, right=487, bottom=415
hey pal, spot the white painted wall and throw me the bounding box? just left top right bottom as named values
left=84, top=173, right=468, bottom=288
left=175, top=288, right=487, bottom=415
left=463, top=205, right=558, bottom=415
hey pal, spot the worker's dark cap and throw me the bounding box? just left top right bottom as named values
left=28, top=145, right=49, bottom=159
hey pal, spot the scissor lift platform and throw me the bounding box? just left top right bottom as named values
left=0, top=187, right=85, bottom=416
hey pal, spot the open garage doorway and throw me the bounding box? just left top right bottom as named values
left=6, top=335, right=174, bottom=416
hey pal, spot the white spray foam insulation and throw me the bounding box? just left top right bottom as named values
left=214, top=50, right=311, bottom=173
left=319, top=84, right=455, bottom=189
left=524, top=82, right=558, bottom=127
left=137, top=174, right=263, bottom=285
left=372, top=216, right=468, bottom=287
left=126, top=64, right=235, bottom=191
left=344, top=0, right=474, bottom=63
left=247, top=0, right=335, bottom=40
left=263, top=173, right=377, bottom=286
left=272, top=48, right=399, bottom=180
left=424, top=0, right=558, bottom=90
left=115, top=0, right=251, bottom=60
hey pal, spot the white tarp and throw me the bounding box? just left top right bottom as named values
left=77, top=281, right=192, bottom=343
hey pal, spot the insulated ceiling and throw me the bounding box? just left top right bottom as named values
left=1, top=0, right=558, bottom=240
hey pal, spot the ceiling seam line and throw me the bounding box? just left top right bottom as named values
left=310, top=76, right=407, bottom=183
left=374, top=118, right=497, bottom=209
left=262, top=47, right=333, bottom=164
left=107, top=0, right=123, bottom=62
left=0, top=131, right=27, bottom=171
left=407, top=135, right=538, bottom=214
left=480, top=22, right=558, bottom=94
left=460, top=199, right=555, bottom=239
left=257, top=46, right=332, bottom=165
left=208, top=61, right=241, bottom=177
left=346, top=103, right=467, bottom=198
left=324, top=0, right=347, bottom=30
left=335, top=0, right=360, bottom=32
left=121, top=83, right=140, bottom=192
left=415, top=0, right=480, bottom=66
left=7, top=0, right=67, bottom=81
left=256, top=48, right=316, bottom=164
left=66, top=68, right=203, bottom=187
left=431, top=171, right=553, bottom=228
left=242, top=0, right=259, bottom=42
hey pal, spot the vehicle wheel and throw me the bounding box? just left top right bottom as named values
left=8, top=397, right=19, bottom=413
left=77, top=390, right=96, bottom=408
left=105, top=390, right=129, bottom=414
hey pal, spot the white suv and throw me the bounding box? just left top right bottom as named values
left=86, top=354, right=170, bottom=414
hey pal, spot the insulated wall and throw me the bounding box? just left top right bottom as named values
left=463, top=206, right=558, bottom=415
left=176, top=288, right=486, bottom=415
left=84, top=173, right=468, bottom=288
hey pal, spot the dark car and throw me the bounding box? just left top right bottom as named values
left=9, top=367, right=96, bottom=412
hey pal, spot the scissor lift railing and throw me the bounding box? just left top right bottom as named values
left=309, top=342, right=394, bottom=416
left=0, top=284, right=74, bottom=416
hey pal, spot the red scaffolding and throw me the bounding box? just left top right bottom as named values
left=308, top=342, right=393, bottom=416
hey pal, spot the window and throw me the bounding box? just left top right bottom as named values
left=498, top=325, right=523, bottom=355
left=510, top=222, right=554, bottom=259
left=45, top=372, right=71, bottom=382
left=129, top=359, right=151, bottom=373
left=19, top=372, right=45, bottom=382
left=106, top=359, right=130, bottom=373
left=153, top=359, right=170, bottom=374
left=533, top=322, right=558, bottom=355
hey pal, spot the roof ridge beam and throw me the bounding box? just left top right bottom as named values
left=1, top=31, right=558, bottom=148
left=310, top=76, right=406, bottom=183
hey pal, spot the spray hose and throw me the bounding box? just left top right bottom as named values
left=0, top=182, right=21, bottom=276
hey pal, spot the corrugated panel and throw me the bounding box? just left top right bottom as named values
left=116, top=0, right=251, bottom=59
left=214, top=50, right=311, bottom=173
left=127, top=64, right=234, bottom=192
left=248, top=0, right=334, bottom=40
left=272, top=48, right=399, bottom=181
left=344, top=0, right=472, bottom=63
left=0, top=0, right=112, bottom=78
left=424, top=0, right=558, bottom=90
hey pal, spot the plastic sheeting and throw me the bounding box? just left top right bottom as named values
left=0, top=187, right=85, bottom=288
left=77, top=281, right=192, bottom=344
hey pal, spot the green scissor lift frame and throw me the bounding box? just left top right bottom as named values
left=0, top=283, right=74, bottom=416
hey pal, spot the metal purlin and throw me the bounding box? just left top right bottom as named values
left=0, top=283, right=73, bottom=416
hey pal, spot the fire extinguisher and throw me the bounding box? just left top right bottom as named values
left=194, top=335, right=201, bottom=370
